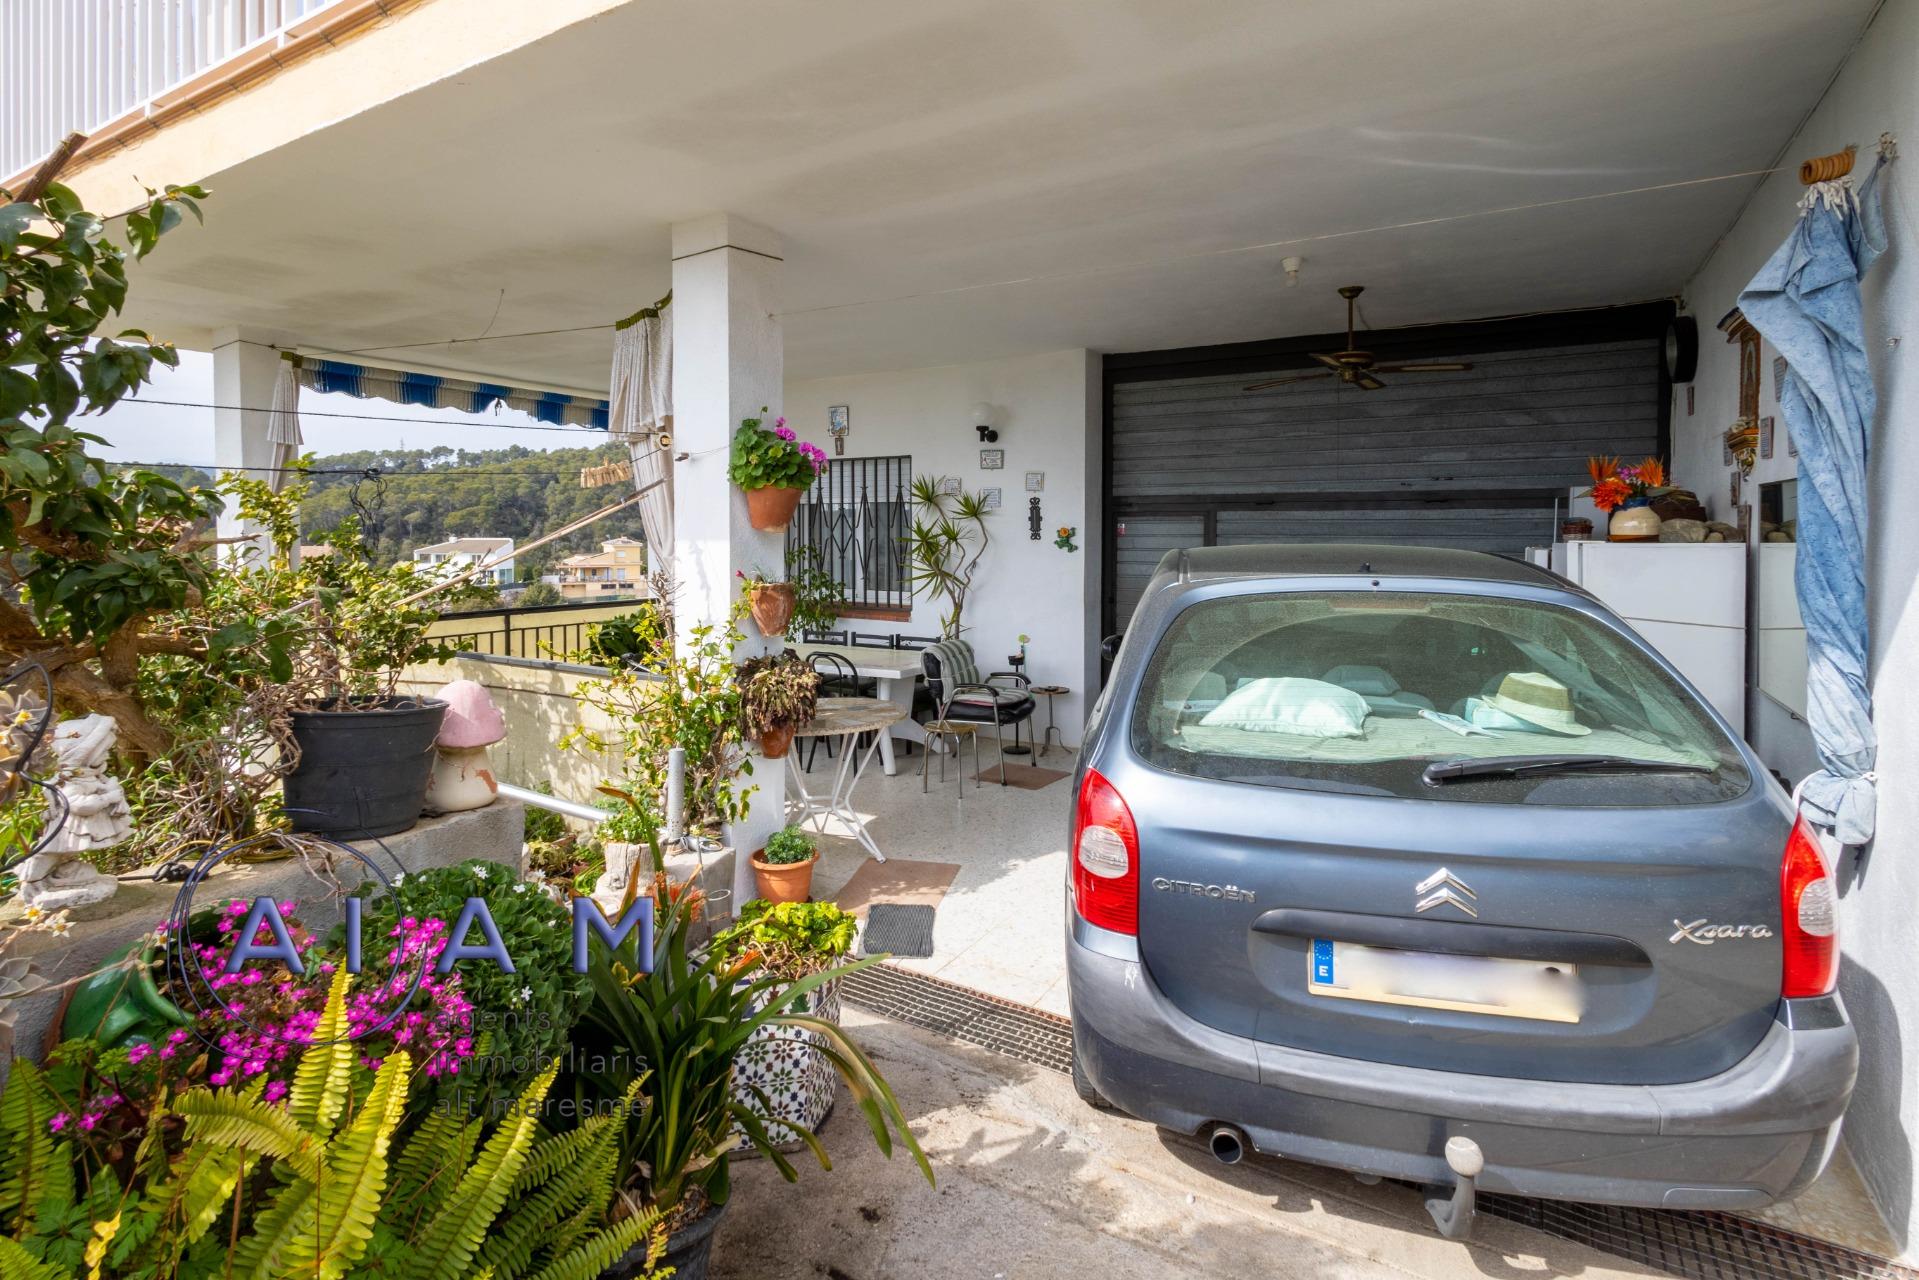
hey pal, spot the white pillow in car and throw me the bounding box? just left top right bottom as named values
left=1198, top=678, right=1369, bottom=738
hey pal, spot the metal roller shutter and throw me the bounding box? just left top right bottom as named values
left=1106, top=325, right=1666, bottom=630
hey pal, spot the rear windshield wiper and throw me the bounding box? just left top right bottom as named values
left=1422, top=754, right=1714, bottom=785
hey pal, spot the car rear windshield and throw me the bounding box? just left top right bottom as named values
left=1129, top=590, right=1751, bottom=806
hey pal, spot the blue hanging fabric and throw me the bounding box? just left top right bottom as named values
left=294, top=360, right=609, bottom=430
left=1737, top=149, right=1891, bottom=845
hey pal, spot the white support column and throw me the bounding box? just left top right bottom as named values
left=669, top=213, right=786, bottom=906
left=211, top=331, right=281, bottom=561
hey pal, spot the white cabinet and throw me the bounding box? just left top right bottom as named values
left=1545, top=541, right=1747, bottom=736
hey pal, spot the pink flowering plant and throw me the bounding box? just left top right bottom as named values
left=728, top=407, right=829, bottom=491
left=171, top=897, right=476, bottom=1092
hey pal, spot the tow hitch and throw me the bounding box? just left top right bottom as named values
left=1424, top=1137, right=1483, bottom=1239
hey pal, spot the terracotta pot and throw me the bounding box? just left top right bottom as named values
left=758, top=724, right=795, bottom=759
left=751, top=850, right=818, bottom=904
left=744, top=485, right=805, bottom=532
left=748, top=583, right=797, bottom=636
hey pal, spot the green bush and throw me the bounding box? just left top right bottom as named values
left=353, top=859, right=588, bottom=1105
left=726, top=899, right=856, bottom=979
left=760, top=825, right=816, bottom=865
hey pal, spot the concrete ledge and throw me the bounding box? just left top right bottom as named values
left=2, top=800, right=526, bottom=1071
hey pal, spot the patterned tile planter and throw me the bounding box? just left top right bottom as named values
left=731, top=977, right=841, bottom=1146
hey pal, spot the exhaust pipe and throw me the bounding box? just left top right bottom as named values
left=1207, top=1124, right=1247, bottom=1165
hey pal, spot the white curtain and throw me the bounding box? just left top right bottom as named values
left=608, top=308, right=673, bottom=565
left=266, top=359, right=303, bottom=492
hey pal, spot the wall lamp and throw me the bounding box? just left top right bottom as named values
left=973, top=401, right=999, bottom=443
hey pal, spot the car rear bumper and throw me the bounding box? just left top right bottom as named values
left=1067, top=920, right=1858, bottom=1209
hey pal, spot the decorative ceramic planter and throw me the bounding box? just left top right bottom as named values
left=746, top=583, right=797, bottom=637
left=1608, top=503, right=1663, bottom=542
left=423, top=744, right=497, bottom=813
left=62, top=939, right=194, bottom=1049
left=750, top=850, right=816, bottom=904
left=731, top=977, right=842, bottom=1146
left=744, top=485, right=805, bottom=533
left=758, top=724, right=795, bottom=760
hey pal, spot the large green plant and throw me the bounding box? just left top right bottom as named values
left=571, top=866, right=932, bottom=1221
left=736, top=651, right=819, bottom=738
left=906, top=477, right=992, bottom=638
left=565, top=609, right=752, bottom=833
left=0, top=971, right=668, bottom=1280
left=0, top=175, right=217, bottom=762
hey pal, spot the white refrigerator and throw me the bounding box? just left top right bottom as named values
left=1533, top=541, right=1747, bottom=736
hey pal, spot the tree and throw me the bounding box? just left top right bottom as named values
left=516, top=580, right=562, bottom=607
left=0, top=169, right=214, bottom=761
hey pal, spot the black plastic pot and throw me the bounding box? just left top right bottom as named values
left=606, top=1198, right=726, bottom=1280
left=283, top=697, right=447, bottom=838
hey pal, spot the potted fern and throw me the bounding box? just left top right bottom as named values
left=737, top=650, right=819, bottom=760
left=727, top=409, right=828, bottom=532
left=749, top=823, right=819, bottom=904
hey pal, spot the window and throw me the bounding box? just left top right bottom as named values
left=1130, top=590, right=1750, bottom=806
left=788, top=455, right=911, bottom=614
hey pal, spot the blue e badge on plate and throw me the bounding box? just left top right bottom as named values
left=1311, top=938, right=1335, bottom=985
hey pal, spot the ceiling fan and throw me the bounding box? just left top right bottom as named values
left=1243, top=285, right=1473, bottom=392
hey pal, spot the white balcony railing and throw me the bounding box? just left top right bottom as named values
left=3, top=0, right=346, bottom=181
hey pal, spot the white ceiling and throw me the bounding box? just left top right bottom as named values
left=115, top=0, right=1878, bottom=388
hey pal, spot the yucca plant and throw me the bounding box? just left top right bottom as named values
left=906, top=476, right=992, bottom=637
left=572, top=855, right=933, bottom=1227
left=0, top=969, right=670, bottom=1280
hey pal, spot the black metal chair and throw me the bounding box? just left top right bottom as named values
left=918, top=639, right=1035, bottom=785
left=850, top=630, right=896, bottom=648
left=892, top=634, right=939, bottom=650
left=801, top=628, right=849, bottom=644
left=805, top=652, right=875, bottom=772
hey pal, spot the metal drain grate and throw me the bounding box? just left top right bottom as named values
left=842, top=961, right=1915, bottom=1280
left=839, top=963, right=1072, bottom=1074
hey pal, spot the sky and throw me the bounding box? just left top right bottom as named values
left=86, top=350, right=591, bottom=467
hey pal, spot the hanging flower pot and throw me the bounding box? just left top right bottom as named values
left=745, top=485, right=806, bottom=532
left=758, top=724, right=796, bottom=759
left=729, top=410, right=827, bottom=532
left=746, top=582, right=798, bottom=636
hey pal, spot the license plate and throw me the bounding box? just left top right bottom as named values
left=1309, top=938, right=1582, bottom=1023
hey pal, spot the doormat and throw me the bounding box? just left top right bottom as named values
left=973, top=763, right=1070, bottom=790
left=861, top=904, right=936, bottom=958
left=832, top=859, right=959, bottom=917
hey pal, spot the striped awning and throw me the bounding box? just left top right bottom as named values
left=294, top=357, right=610, bottom=429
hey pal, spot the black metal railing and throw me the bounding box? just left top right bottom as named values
left=787, top=455, right=911, bottom=612
left=432, top=600, right=645, bottom=662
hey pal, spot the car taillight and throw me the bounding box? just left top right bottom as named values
left=1072, top=768, right=1139, bottom=935
left=1780, top=815, right=1838, bottom=998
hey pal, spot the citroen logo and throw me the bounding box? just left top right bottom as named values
left=1414, top=868, right=1478, bottom=918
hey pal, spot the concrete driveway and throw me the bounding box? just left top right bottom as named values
left=713, top=1008, right=1666, bottom=1280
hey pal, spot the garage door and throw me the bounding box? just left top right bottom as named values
left=1107, top=329, right=1664, bottom=629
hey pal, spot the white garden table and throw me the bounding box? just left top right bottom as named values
left=785, top=697, right=908, bottom=862
left=793, top=643, right=925, bottom=776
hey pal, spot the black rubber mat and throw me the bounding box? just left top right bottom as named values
left=841, top=961, right=1916, bottom=1280
left=860, top=903, right=936, bottom=958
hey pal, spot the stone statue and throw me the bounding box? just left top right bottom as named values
left=17, top=714, right=127, bottom=911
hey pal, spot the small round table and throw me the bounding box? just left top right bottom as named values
left=1029, top=685, right=1070, bottom=759
left=787, top=697, right=907, bottom=862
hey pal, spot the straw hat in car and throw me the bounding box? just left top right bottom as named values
left=1486, top=672, right=1591, bottom=736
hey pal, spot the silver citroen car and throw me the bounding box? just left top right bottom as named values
left=1067, top=544, right=1854, bottom=1237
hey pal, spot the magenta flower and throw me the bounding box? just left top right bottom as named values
left=47, top=1113, right=68, bottom=1133
left=127, top=1043, right=151, bottom=1065
left=263, top=1080, right=288, bottom=1104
